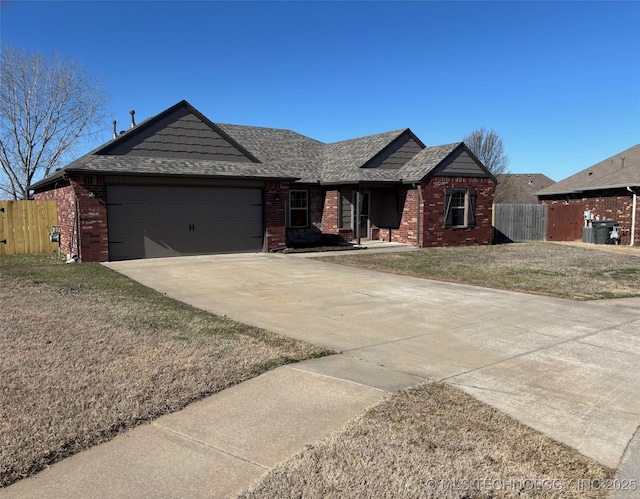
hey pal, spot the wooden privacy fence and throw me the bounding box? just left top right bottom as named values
left=546, top=203, right=585, bottom=242
left=0, top=200, right=59, bottom=256
left=493, top=203, right=547, bottom=242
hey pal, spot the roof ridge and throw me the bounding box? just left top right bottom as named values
left=327, top=128, right=408, bottom=146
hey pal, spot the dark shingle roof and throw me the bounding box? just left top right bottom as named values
left=536, top=144, right=640, bottom=196
left=216, top=124, right=325, bottom=164
left=29, top=100, right=488, bottom=190
left=495, top=173, right=555, bottom=204
left=63, top=155, right=302, bottom=179
left=399, top=142, right=461, bottom=182
left=216, top=123, right=325, bottom=182
left=321, top=129, right=408, bottom=180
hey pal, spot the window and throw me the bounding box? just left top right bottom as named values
left=444, top=187, right=477, bottom=228
left=288, top=190, right=308, bottom=228
left=450, top=190, right=466, bottom=226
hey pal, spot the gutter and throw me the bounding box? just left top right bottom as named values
left=28, top=170, right=68, bottom=191
left=29, top=169, right=300, bottom=192
left=537, top=183, right=640, bottom=197
left=320, top=179, right=405, bottom=187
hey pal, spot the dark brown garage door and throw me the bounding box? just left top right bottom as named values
left=107, top=186, right=263, bottom=260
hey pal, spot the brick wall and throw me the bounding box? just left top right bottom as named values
left=380, top=178, right=494, bottom=248
left=34, top=182, right=77, bottom=257
left=389, top=187, right=419, bottom=245
left=75, top=175, right=108, bottom=262
left=321, top=189, right=339, bottom=234
left=421, top=176, right=495, bottom=247
left=34, top=175, right=109, bottom=262
left=265, top=181, right=288, bottom=251
left=541, top=190, right=638, bottom=245
left=35, top=175, right=497, bottom=259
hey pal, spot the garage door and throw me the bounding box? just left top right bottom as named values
left=107, top=186, right=263, bottom=260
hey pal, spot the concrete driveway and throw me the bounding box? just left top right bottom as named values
left=102, top=252, right=640, bottom=470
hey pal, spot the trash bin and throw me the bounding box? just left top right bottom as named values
left=592, top=220, right=618, bottom=244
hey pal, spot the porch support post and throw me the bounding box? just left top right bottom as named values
left=356, top=187, right=362, bottom=246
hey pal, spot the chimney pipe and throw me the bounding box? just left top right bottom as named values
left=112, top=120, right=117, bottom=139
left=130, top=110, right=136, bottom=128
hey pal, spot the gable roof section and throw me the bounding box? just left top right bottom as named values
left=363, top=130, right=426, bottom=170
left=537, top=144, right=640, bottom=196
left=98, top=100, right=260, bottom=163
left=400, top=143, right=497, bottom=184
left=321, top=129, right=419, bottom=183
left=400, top=142, right=461, bottom=182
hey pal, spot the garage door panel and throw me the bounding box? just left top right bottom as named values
left=148, top=187, right=173, bottom=203
left=107, top=186, right=264, bottom=260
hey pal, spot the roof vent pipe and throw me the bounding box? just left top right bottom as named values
left=112, top=120, right=117, bottom=139
left=621, top=156, right=625, bottom=168
left=130, top=110, right=136, bottom=128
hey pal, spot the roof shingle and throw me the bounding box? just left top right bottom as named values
left=537, top=144, right=640, bottom=196
left=29, top=100, right=488, bottom=190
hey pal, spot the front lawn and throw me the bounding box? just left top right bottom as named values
left=242, top=382, right=613, bottom=498
left=0, top=254, right=329, bottom=488
left=319, top=242, right=640, bottom=300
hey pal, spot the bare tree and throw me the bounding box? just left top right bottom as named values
left=463, top=126, right=510, bottom=176
left=0, top=46, right=109, bottom=199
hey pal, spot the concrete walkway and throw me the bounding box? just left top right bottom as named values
left=3, top=251, right=640, bottom=497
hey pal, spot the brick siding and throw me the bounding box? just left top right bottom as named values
left=420, top=176, right=495, bottom=247
left=34, top=182, right=77, bottom=258
left=33, top=176, right=109, bottom=261
left=35, top=174, right=498, bottom=261
left=265, top=181, right=288, bottom=251
left=541, top=190, right=638, bottom=245
left=321, top=190, right=339, bottom=234
left=389, top=187, right=419, bottom=245
left=370, top=178, right=494, bottom=248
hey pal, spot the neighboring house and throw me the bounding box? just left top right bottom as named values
left=494, top=173, right=555, bottom=204
left=536, top=144, right=640, bottom=245
left=30, top=100, right=497, bottom=262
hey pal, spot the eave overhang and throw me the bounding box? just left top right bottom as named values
left=29, top=169, right=300, bottom=192
left=537, top=183, right=640, bottom=197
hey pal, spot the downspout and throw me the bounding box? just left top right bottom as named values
left=68, top=195, right=81, bottom=262
left=75, top=197, right=81, bottom=260
left=628, top=186, right=637, bottom=246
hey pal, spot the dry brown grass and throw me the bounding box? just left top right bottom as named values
left=0, top=255, right=329, bottom=488
left=241, top=382, right=613, bottom=499
left=319, top=242, right=640, bottom=300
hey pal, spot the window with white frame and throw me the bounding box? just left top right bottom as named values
left=444, top=187, right=477, bottom=228
left=288, top=190, right=309, bottom=228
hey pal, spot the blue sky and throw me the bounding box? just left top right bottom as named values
left=2, top=0, right=639, bottom=181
